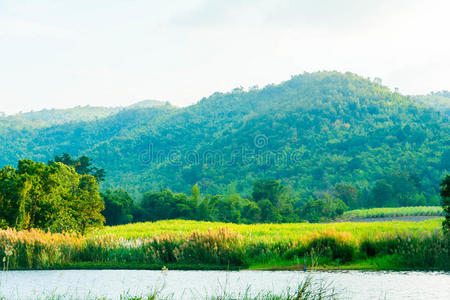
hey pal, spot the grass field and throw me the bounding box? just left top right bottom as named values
left=1, top=218, right=448, bottom=272
left=340, top=206, right=443, bottom=220
left=92, top=218, right=442, bottom=240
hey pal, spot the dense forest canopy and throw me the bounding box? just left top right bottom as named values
left=0, top=159, right=104, bottom=233
left=0, top=72, right=448, bottom=204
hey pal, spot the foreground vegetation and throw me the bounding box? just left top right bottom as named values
left=1, top=219, right=448, bottom=272
left=340, top=206, right=443, bottom=220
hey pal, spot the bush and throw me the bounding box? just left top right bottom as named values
left=306, top=237, right=356, bottom=263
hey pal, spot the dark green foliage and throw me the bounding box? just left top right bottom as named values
left=251, top=179, right=295, bottom=222
left=300, top=195, right=348, bottom=223
left=49, top=153, right=106, bottom=182
left=0, top=159, right=104, bottom=233
left=252, top=179, right=284, bottom=205
left=140, top=189, right=195, bottom=221
left=368, top=171, right=425, bottom=207
left=101, top=189, right=134, bottom=225
left=306, top=237, right=356, bottom=263
left=358, top=232, right=450, bottom=269
left=333, top=184, right=359, bottom=209
left=441, top=175, right=450, bottom=232
left=133, top=181, right=298, bottom=224
left=370, top=180, right=394, bottom=207
left=211, top=194, right=243, bottom=223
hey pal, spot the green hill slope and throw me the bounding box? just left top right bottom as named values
left=411, top=91, right=450, bottom=116
left=0, top=72, right=448, bottom=199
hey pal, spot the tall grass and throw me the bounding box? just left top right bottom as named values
left=0, top=219, right=448, bottom=271
left=93, top=219, right=442, bottom=240
left=341, top=206, right=443, bottom=220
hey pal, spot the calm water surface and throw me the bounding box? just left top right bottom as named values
left=0, top=270, right=449, bottom=299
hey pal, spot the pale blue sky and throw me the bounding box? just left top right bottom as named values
left=1, top=0, right=449, bottom=114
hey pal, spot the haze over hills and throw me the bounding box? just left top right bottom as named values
left=0, top=72, right=448, bottom=202
left=411, top=91, right=450, bottom=117
left=0, top=99, right=168, bottom=126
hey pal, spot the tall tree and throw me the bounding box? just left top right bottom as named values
left=333, top=184, right=359, bottom=209
left=441, top=175, right=450, bottom=233
left=101, top=189, right=134, bottom=226
left=0, top=159, right=104, bottom=233
left=49, top=153, right=106, bottom=182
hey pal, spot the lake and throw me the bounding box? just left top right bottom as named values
left=0, top=270, right=449, bottom=299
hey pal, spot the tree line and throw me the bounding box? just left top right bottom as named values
left=1, top=154, right=449, bottom=233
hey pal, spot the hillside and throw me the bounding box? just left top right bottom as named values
left=0, top=72, right=448, bottom=200
left=411, top=91, right=450, bottom=116
left=0, top=100, right=168, bottom=126
left=1, top=106, right=122, bottom=127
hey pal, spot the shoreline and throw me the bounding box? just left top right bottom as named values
left=5, top=258, right=449, bottom=272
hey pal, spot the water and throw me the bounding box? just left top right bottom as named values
left=0, top=270, right=449, bottom=299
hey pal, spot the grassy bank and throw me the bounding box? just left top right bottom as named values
left=340, top=206, right=443, bottom=220
left=1, top=219, right=448, bottom=271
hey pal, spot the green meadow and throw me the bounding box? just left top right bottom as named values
left=1, top=219, right=448, bottom=272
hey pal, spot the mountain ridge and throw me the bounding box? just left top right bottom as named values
left=0, top=100, right=170, bottom=126
left=0, top=71, right=448, bottom=200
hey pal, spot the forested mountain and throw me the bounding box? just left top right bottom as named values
left=411, top=91, right=450, bottom=116
left=1, top=72, right=448, bottom=203
left=0, top=99, right=167, bottom=126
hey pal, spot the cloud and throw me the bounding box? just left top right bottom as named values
left=169, top=0, right=412, bottom=31
left=386, top=60, right=450, bottom=95
left=169, top=0, right=252, bottom=27
left=0, top=19, right=76, bottom=39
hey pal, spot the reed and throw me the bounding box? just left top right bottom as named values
left=0, top=219, right=448, bottom=271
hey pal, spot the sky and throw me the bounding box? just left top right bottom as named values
left=1, top=0, right=449, bottom=114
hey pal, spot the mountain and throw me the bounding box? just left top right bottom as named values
left=128, top=100, right=168, bottom=109
left=411, top=91, right=450, bottom=116
left=1, top=106, right=122, bottom=127
left=0, top=72, right=448, bottom=199
left=0, top=100, right=169, bottom=127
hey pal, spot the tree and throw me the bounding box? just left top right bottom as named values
left=252, top=179, right=284, bottom=206
left=241, top=200, right=261, bottom=223
left=49, top=153, right=106, bottom=182
left=211, top=194, right=242, bottom=223
left=441, top=175, right=450, bottom=233
left=333, top=184, right=359, bottom=209
left=370, top=180, right=394, bottom=207
left=0, top=159, right=104, bottom=233
left=251, top=179, right=293, bottom=222
left=257, top=199, right=282, bottom=223
left=300, top=194, right=348, bottom=223
left=101, top=189, right=134, bottom=225
left=140, top=189, right=195, bottom=221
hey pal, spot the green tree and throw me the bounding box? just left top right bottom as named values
left=50, top=153, right=106, bottom=182
left=211, top=194, right=242, bottom=223
left=370, top=180, right=394, bottom=207
left=0, top=159, right=104, bottom=233
left=101, top=189, right=134, bottom=225
left=252, top=179, right=284, bottom=206
left=300, top=194, right=348, bottom=222
left=441, top=175, right=450, bottom=232
left=333, top=184, right=359, bottom=209
left=140, top=189, right=195, bottom=221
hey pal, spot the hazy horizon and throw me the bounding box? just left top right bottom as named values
left=1, top=0, right=450, bottom=114
left=1, top=71, right=446, bottom=116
